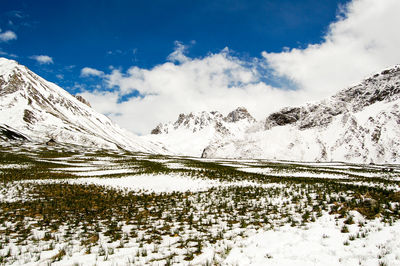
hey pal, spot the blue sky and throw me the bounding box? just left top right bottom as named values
left=1, top=0, right=399, bottom=134
left=1, top=0, right=349, bottom=91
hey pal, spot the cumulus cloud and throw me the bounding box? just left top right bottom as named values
left=0, top=29, right=17, bottom=42
left=81, top=67, right=104, bottom=77
left=81, top=0, right=400, bottom=135
left=80, top=49, right=300, bottom=134
left=263, top=0, right=400, bottom=98
left=30, top=55, right=53, bottom=64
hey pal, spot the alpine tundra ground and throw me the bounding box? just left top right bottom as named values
left=1, top=142, right=400, bottom=265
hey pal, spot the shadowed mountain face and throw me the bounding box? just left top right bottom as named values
left=150, top=65, right=400, bottom=164
left=0, top=124, right=27, bottom=141
left=0, top=57, right=168, bottom=153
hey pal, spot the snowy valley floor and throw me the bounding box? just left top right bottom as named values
left=1, top=143, right=400, bottom=265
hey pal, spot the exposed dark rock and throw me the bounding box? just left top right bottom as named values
left=46, top=138, right=57, bottom=146
left=0, top=125, right=27, bottom=140
left=265, top=107, right=301, bottom=128
left=175, top=113, right=186, bottom=126
left=0, top=73, right=24, bottom=97
left=224, top=107, right=256, bottom=123
left=74, top=95, right=91, bottom=107
left=215, top=121, right=230, bottom=135
left=23, top=109, right=36, bottom=124
left=151, top=124, right=163, bottom=134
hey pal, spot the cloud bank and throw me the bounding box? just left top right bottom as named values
left=81, top=67, right=104, bottom=77
left=80, top=0, right=400, bottom=135
left=0, top=29, right=17, bottom=42
left=30, top=55, right=53, bottom=64
left=80, top=49, right=296, bottom=134
left=263, top=0, right=400, bottom=97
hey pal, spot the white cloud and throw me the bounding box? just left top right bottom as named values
left=81, top=0, right=400, bottom=135
left=0, top=50, right=18, bottom=58
left=263, top=0, right=400, bottom=98
left=167, top=41, right=189, bottom=64
left=81, top=67, right=104, bottom=77
left=81, top=49, right=300, bottom=135
left=30, top=55, right=53, bottom=64
left=0, top=29, right=17, bottom=42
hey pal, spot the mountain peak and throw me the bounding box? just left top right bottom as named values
left=0, top=58, right=168, bottom=153
left=0, top=57, right=26, bottom=79
left=74, top=95, right=91, bottom=107
left=224, top=107, right=256, bottom=123
left=150, top=107, right=257, bottom=135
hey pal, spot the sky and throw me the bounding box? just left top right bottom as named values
left=1, top=0, right=400, bottom=134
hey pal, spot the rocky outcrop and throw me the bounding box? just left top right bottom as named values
left=224, top=107, right=256, bottom=123
left=0, top=124, right=27, bottom=141
left=74, top=95, right=91, bottom=107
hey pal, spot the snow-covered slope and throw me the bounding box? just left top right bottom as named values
left=0, top=57, right=168, bottom=153
left=203, top=65, right=400, bottom=163
left=148, top=107, right=257, bottom=156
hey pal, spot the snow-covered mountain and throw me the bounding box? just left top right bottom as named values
left=2, top=56, right=399, bottom=163
left=0, top=57, right=168, bottom=153
left=152, top=65, right=400, bottom=164
left=148, top=107, right=257, bottom=156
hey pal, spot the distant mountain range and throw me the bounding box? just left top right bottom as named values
left=1, top=57, right=400, bottom=163
left=150, top=65, right=400, bottom=164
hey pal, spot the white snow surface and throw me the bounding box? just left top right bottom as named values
left=66, top=174, right=224, bottom=193
left=224, top=213, right=400, bottom=266
left=147, top=108, right=257, bottom=157
left=26, top=173, right=284, bottom=194
left=204, top=98, right=400, bottom=164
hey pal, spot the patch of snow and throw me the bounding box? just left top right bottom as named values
left=0, top=163, right=31, bottom=169
left=224, top=213, right=400, bottom=266
left=69, top=169, right=137, bottom=177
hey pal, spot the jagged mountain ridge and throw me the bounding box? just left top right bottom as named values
left=0, top=57, right=168, bottom=153
left=152, top=65, right=400, bottom=163
left=151, top=107, right=256, bottom=135
left=148, top=107, right=258, bottom=156
left=264, top=66, right=400, bottom=130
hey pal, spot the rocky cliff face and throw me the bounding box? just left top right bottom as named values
left=265, top=66, right=400, bottom=131
left=0, top=57, right=168, bottom=153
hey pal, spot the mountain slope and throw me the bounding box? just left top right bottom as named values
left=0, top=57, right=168, bottom=153
left=203, top=65, right=400, bottom=163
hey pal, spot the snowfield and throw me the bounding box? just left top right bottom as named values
left=1, top=144, right=400, bottom=265
left=225, top=212, right=400, bottom=266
